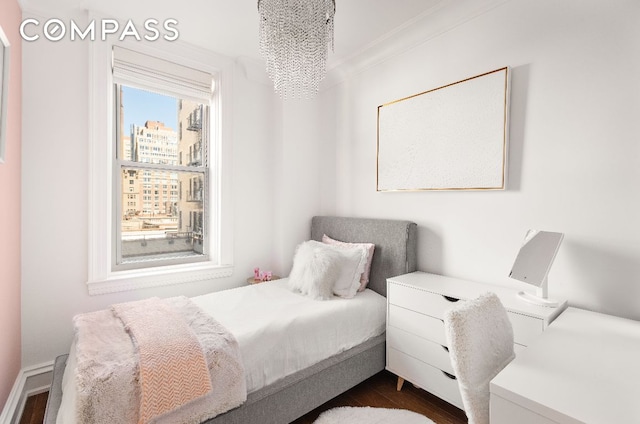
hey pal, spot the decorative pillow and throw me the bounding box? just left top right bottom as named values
left=324, top=242, right=369, bottom=299
left=288, top=240, right=369, bottom=300
left=288, top=241, right=340, bottom=300
left=322, top=234, right=375, bottom=291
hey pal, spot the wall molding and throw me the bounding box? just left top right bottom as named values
left=324, top=0, right=510, bottom=90
left=234, top=56, right=271, bottom=87
left=88, top=264, right=234, bottom=295
left=0, top=361, right=53, bottom=424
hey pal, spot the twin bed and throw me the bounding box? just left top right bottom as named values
left=45, top=216, right=418, bottom=424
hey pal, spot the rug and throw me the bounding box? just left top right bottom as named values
left=313, top=406, right=435, bottom=424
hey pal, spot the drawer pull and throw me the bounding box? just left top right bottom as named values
left=443, top=295, right=460, bottom=303
left=442, top=371, right=456, bottom=380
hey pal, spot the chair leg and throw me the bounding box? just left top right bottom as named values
left=396, top=377, right=405, bottom=391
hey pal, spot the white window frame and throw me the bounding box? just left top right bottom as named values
left=113, top=83, right=210, bottom=271
left=88, top=28, right=234, bottom=295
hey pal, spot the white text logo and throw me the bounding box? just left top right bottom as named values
left=20, top=18, right=179, bottom=42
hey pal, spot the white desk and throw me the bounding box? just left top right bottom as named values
left=490, top=307, right=640, bottom=424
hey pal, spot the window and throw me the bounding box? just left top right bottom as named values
left=88, top=36, right=234, bottom=295
left=113, top=48, right=212, bottom=271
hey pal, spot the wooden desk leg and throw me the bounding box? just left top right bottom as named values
left=396, top=377, right=405, bottom=391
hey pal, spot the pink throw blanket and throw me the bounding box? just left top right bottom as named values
left=112, top=298, right=213, bottom=423
left=73, top=296, right=246, bottom=424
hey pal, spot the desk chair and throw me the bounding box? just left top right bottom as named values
left=444, top=292, right=515, bottom=424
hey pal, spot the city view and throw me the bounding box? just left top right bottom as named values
left=118, top=85, right=208, bottom=263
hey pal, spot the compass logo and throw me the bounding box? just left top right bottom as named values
left=20, top=18, right=179, bottom=42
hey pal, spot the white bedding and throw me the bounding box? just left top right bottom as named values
left=57, top=278, right=386, bottom=423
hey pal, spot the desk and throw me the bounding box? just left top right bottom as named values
left=490, top=307, right=640, bottom=424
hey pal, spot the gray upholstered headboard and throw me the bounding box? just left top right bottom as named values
left=310, top=216, right=417, bottom=297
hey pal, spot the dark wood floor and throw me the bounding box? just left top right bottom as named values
left=291, top=371, right=467, bottom=424
left=20, top=391, right=48, bottom=424
left=21, top=371, right=467, bottom=424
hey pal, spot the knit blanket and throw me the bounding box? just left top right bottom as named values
left=73, top=296, right=246, bottom=424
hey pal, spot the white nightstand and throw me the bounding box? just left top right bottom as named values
left=386, top=271, right=567, bottom=410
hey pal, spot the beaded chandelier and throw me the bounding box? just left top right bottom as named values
left=258, top=0, right=336, bottom=99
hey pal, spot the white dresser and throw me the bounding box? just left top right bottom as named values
left=386, top=271, right=567, bottom=409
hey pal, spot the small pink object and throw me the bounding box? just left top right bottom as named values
left=260, top=271, right=272, bottom=281
left=254, top=267, right=260, bottom=279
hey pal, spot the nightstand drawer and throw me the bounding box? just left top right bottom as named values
left=388, top=283, right=462, bottom=319
left=388, top=348, right=463, bottom=409
left=388, top=304, right=447, bottom=346
left=387, top=326, right=454, bottom=375
left=507, top=312, right=543, bottom=346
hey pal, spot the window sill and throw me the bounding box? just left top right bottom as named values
left=87, top=263, right=233, bottom=295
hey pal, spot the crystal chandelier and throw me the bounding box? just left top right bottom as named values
left=258, top=0, right=336, bottom=99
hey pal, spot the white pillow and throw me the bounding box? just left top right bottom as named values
left=322, top=234, right=375, bottom=292
left=325, top=242, right=369, bottom=299
left=288, top=240, right=368, bottom=300
left=288, top=240, right=340, bottom=300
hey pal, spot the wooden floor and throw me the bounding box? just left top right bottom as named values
left=291, top=371, right=467, bottom=424
left=19, top=391, right=48, bottom=424
left=21, top=371, right=467, bottom=424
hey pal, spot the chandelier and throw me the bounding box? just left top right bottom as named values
left=258, top=0, right=336, bottom=99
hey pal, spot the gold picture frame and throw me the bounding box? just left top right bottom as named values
left=377, top=67, right=510, bottom=191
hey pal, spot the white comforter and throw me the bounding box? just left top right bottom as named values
left=58, top=278, right=386, bottom=423
left=192, top=278, right=387, bottom=392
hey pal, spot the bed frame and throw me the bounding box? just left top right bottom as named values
left=44, top=216, right=417, bottom=424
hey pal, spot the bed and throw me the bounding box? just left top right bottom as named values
left=44, top=216, right=418, bottom=424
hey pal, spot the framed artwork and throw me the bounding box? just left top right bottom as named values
left=377, top=67, right=510, bottom=191
left=0, top=24, right=10, bottom=163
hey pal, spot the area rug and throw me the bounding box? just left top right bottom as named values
left=313, top=406, right=435, bottom=424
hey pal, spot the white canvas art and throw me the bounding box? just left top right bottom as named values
left=377, top=67, right=510, bottom=191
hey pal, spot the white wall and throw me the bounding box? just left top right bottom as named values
left=0, top=0, right=23, bottom=409
left=326, top=0, right=640, bottom=319
left=21, top=11, right=285, bottom=366
left=272, top=97, right=338, bottom=273
left=20, top=0, right=640, bottom=370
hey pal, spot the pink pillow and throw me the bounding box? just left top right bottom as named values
left=322, top=234, right=375, bottom=291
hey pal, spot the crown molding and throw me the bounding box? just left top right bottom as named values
left=234, top=55, right=271, bottom=87
left=325, top=0, right=510, bottom=89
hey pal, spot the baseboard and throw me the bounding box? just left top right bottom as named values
left=0, top=373, right=23, bottom=424
left=0, top=361, right=54, bottom=424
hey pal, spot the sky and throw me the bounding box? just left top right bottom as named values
left=121, top=85, right=178, bottom=134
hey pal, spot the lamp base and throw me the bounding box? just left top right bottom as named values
left=517, top=291, right=559, bottom=307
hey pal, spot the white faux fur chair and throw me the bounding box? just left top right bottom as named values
left=444, top=292, right=515, bottom=424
